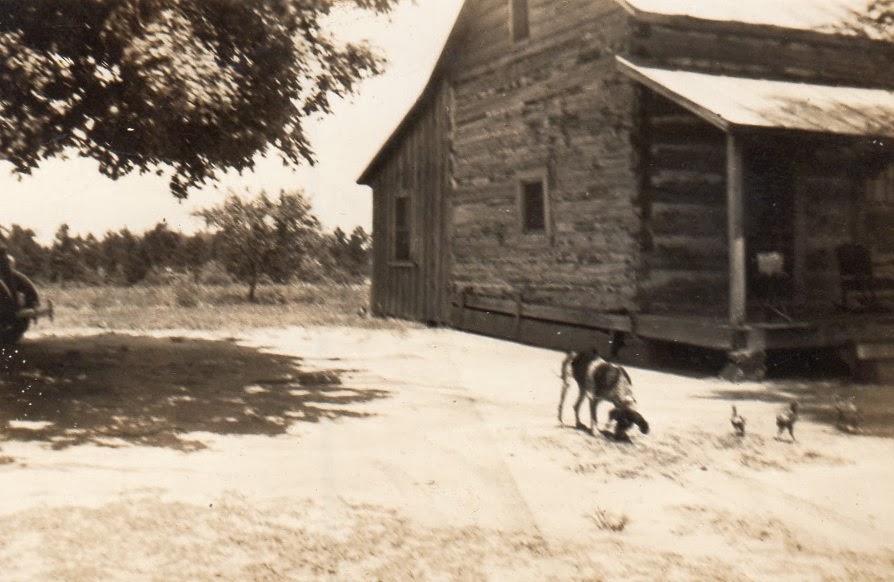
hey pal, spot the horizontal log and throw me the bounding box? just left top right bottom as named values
left=648, top=143, right=725, bottom=172
left=649, top=169, right=724, bottom=188
left=633, top=23, right=894, bottom=89
left=458, top=294, right=634, bottom=332
left=634, top=314, right=737, bottom=350
left=646, top=184, right=726, bottom=205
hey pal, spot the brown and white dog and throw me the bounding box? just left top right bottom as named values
left=558, top=348, right=640, bottom=435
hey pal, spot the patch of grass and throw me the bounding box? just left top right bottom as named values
left=588, top=508, right=629, bottom=532
left=35, top=282, right=418, bottom=332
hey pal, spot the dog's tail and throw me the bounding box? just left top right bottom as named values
left=558, top=351, right=577, bottom=424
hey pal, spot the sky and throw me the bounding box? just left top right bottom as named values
left=1, top=0, right=465, bottom=244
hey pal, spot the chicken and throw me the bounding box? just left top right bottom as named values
left=834, top=395, right=860, bottom=434
left=730, top=405, right=746, bottom=437
left=776, top=401, right=799, bottom=441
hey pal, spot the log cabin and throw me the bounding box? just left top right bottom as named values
left=357, top=0, right=894, bottom=381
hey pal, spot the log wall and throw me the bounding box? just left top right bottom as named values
left=636, top=91, right=728, bottom=316
left=629, top=18, right=894, bottom=88
left=863, top=165, right=894, bottom=302
left=789, top=141, right=894, bottom=310
left=448, top=0, right=642, bottom=312
left=795, top=156, right=858, bottom=308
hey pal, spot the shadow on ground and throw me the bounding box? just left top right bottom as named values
left=702, top=380, right=894, bottom=438
left=0, top=333, right=388, bottom=451
left=633, top=342, right=894, bottom=438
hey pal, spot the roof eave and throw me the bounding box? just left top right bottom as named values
left=616, top=56, right=731, bottom=132
left=356, top=2, right=470, bottom=186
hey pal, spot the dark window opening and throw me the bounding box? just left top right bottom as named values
left=394, top=196, right=411, bottom=261
left=511, top=0, right=529, bottom=42
left=868, top=162, right=894, bottom=206
left=521, top=179, right=545, bottom=232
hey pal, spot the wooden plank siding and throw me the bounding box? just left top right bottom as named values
left=369, top=82, right=451, bottom=323
left=448, top=0, right=643, bottom=313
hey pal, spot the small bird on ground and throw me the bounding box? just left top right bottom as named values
left=834, top=395, right=861, bottom=433
left=776, top=401, right=799, bottom=441
left=730, top=405, right=746, bottom=437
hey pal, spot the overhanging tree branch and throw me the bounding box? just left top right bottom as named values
left=0, top=0, right=397, bottom=197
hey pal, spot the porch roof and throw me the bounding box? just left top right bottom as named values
left=617, top=57, right=894, bottom=138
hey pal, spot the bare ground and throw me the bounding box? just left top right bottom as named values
left=0, top=326, right=893, bottom=581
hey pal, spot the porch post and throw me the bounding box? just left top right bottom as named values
left=726, top=133, right=747, bottom=326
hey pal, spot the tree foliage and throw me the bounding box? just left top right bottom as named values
left=0, top=0, right=397, bottom=197
left=841, top=1, right=894, bottom=40
left=0, top=224, right=45, bottom=276
left=327, top=225, right=370, bottom=281
left=195, top=190, right=322, bottom=300
left=49, top=223, right=87, bottom=283
left=0, top=215, right=369, bottom=290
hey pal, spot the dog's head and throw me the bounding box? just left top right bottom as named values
left=609, top=407, right=649, bottom=434
left=615, top=376, right=636, bottom=408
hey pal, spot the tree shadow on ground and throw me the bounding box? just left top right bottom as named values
left=0, top=333, right=389, bottom=452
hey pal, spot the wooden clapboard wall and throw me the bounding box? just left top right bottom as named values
left=368, top=81, right=451, bottom=323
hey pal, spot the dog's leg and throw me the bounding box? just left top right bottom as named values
left=558, top=352, right=575, bottom=424
left=558, top=380, right=569, bottom=424
left=789, top=425, right=796, bottom=442
left=573, top=389, right=587, bottom=430
left=589, top=397, right=598, bottom=434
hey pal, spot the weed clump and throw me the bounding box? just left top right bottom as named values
left=589, top=509, right=629, bottom=532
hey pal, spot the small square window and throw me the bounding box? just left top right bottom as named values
left=510, top=0, right=529, bottom=42
left=521, top=179, right=546, bottom=232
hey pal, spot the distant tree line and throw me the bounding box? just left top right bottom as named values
left=1, top=190, right=370, bottom=296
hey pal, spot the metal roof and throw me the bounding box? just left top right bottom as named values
left=617, top=57, right=894, bottom=138
left=617, top=0, right=883, bottom=37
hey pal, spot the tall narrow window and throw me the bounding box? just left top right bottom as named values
left=394, top=195, right=411, bottom=261
left=510, top=0, right=529, bottom=42
left=867, top=162, right=894, bottom=206
left=520, top=178, right=546, bottom=233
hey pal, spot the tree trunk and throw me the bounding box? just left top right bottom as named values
left=248, top=278, right=257, bottom=302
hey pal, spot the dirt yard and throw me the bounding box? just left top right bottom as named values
left=0, top=325, right=892, bottom=580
